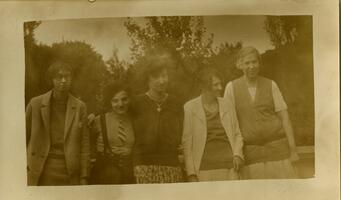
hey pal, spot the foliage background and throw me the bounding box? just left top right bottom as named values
left=24, top=16, right=314, bottom=145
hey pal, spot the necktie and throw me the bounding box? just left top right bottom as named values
left=117, top=120, right=127, bottom=144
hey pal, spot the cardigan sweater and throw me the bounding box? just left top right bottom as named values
left=131, top=94, right=183, bottom=167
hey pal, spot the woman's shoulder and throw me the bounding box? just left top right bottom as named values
left=183, top=96, right=200, bottom=110
left=166, top=94, right=180, bottom=104
left=258, top=76, right=275, bottom=83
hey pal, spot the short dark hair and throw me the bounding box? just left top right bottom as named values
left=103, top=80, right=130, bottom=110
left=198, top=68, right=223, bottom=91
left=46, top=61, right=74, bottom=82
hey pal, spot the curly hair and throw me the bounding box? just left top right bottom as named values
left=46, top=61, right=74, bottom=86
left=102, top=80, right=131, bottom=111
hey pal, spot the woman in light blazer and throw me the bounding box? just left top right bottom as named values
left=182, top=68, right=244, bottom=182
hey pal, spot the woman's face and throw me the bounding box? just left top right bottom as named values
left=111, top=91, right=130, bottom=115
left=203, top=75, right=223, bottom=98
left=210, top=75, right=223, bottom=97
left=239, top=53, right=260, bottom=79
left=148, top=68, right=169, bottom=93
left=52, top=69, right=72, bottom=93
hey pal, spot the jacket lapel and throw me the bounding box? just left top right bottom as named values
left=192, top=96, right=206, bottom=123
left=40, top=91, right=52, bottom=138
left=64, top=94, right=77, bottom=140
left=218, top=97, right=229, bottom=120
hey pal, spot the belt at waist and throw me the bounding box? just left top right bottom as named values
left=244, top=129, right=286, bottom=145
left=48, top=153, right=65, bottom=159
left=243, top=138, right=290, bottom=164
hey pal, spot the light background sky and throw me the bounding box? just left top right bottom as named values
left=34, top=15, right=274, bottom=62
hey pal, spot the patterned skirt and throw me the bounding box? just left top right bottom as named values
left=134, top=165, right=183, bottom=184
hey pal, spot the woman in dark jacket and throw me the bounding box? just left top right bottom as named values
left=132, top=55, right=183, bottom=183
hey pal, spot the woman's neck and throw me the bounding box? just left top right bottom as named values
left=111, top=111, right=128, bottom=119
left=147, top=89, right=167, bottom=102
left=201, top=92, right=217, bottom=105
left=52, top=90, right=68, bottom=101
left=244, top=75, right=258, bottom=87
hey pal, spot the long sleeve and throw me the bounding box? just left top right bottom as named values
left=80, top=103, right=90, bottom=179
left=228, top=100, right=244, bottom=160
left=223, top=82, right=244, bottom=159
left=272, top=81, right=288, bottom=112
left=224, top=82, right=235, bottom=106
left=91, top=117, right=104, bottom=153
left=182, top=104, right=196, bottom=176
left=25, top=101, right=33, bottom=147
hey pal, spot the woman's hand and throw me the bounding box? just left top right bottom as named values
left=233, top=155, right=244, bottom=172
left=187, top=174, right=199, bottom=182
left=87, top=113, right=96, bottom=127
left=177, top=144, right=184, bottom=164
left=112, top=147, right=131, bottom=156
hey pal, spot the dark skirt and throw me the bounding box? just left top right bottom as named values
left=89, top=154, right=135, bottom=185
left=38, top=156, right=70, bottom=186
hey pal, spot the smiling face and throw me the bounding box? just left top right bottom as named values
left=239, top=52, right=260, bottom=80
left=52, top=69, right=72, bottom=93
left=148, top=68, right=169, bottom=94
left=111, top=90, right=130, bottom=115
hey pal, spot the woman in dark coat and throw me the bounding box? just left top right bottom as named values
left=131, top=55, right=183, bottom=183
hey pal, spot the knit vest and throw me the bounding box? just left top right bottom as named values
left=232, top=76, right=290, bottom=164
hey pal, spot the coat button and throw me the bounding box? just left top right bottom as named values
left=31, top=152, right=36, bottom=156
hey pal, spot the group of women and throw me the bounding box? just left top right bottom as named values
left=88, top=46, right=299, bottom=184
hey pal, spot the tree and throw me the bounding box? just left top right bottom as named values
left=106, top=46, right=128, bottom=81
left=50, top=41, right=107, bottom=112
left=124, top=16, right=220, bottom=102
left=24, top=21, right=41, bottom=49
left=264, top=16, right=313, bottom=49
left=209, top=42, right=243, bottom=86
left=263, top=16, right=314, bottom=145
left=24, top=21, right=54, bottom=105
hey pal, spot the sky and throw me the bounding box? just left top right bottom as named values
left=34, top=15, right=274, bottom=62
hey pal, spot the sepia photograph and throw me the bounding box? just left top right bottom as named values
left=24, top=15, right=315, bottom=186
left=0, top=0, right=339, bottom=200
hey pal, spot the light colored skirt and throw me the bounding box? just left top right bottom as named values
left=134, top=165, right=183, bottom=184
left=241, top=159, right=297, bottom=179
left=198, top=168, right=239, bottom=182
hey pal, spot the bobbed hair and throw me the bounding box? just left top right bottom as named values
left=102, top=80, right=131, bottom=111
left=197, top=67, right=223, bottom=92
